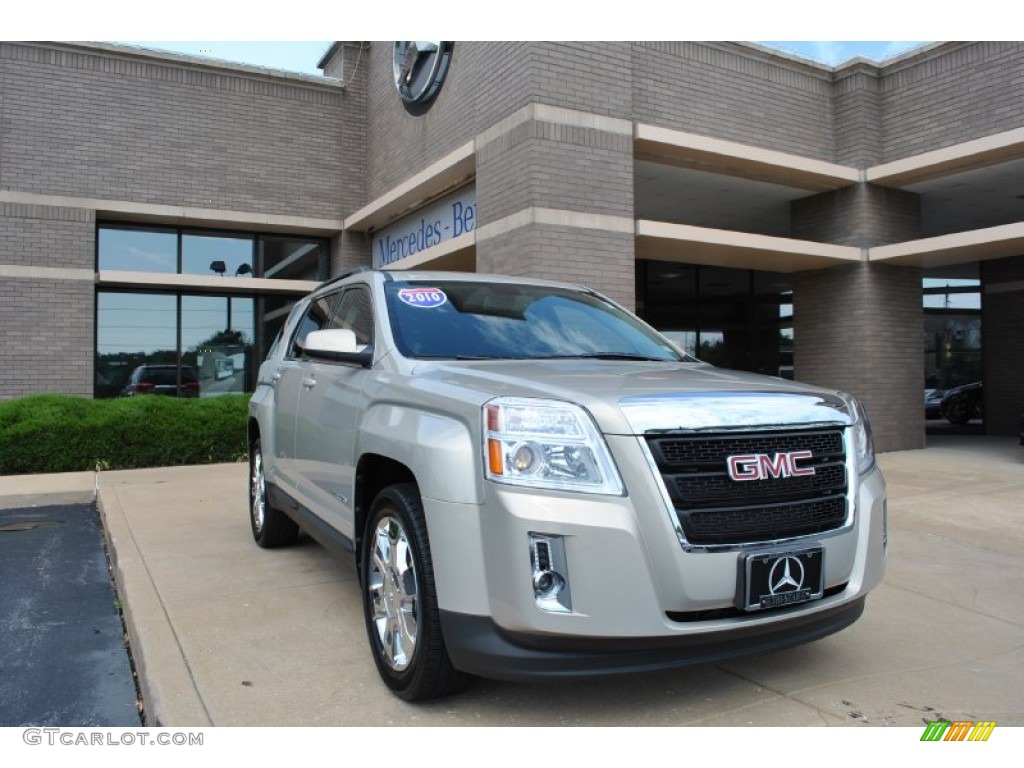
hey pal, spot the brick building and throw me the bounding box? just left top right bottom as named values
left=1, top=41, right=1022, bottom=451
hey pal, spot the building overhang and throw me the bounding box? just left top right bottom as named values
left=869, top=222, right=1024, bottom=268
left=634, top=124, right=861, bottom=192
left=636, top=221, right=862, bottom=272
left=380, top=233, right=476, bottom=272
left=865, top=127, right=1024, bottom=187
left=0, top=191, right=345, bottom=236
left=97, top=271, right=319, bottom=296
left=343, top=142, right=476, bottom=233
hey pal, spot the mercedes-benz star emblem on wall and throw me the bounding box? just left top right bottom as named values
left=393, top=41, right=453, bottom=115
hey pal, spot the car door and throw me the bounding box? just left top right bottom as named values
left=292, top=285, right=375, bottom=541
left=270, top=292, right=341, bottom=492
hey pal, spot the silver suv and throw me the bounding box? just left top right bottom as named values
left=248, top=269, right=887, bottom=700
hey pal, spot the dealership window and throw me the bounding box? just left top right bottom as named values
left=96, top=291, right=255, bottom=399
left=182, top=233, right=254, bottom=278
left=923, top=266, right=981, bottom=392
left=97, top=227, right=178, bottom=273
left=95, top=293, right=178, bottom=398
left=97, top=224, right=328, bottom=280
left=95, top=224, right=325, bottom=398
left=635, top=261, right=794, bottom=377
left=259, top=236, right=326, bottom=281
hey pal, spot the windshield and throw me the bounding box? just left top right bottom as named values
left=384, top=280, right=691, bottom=361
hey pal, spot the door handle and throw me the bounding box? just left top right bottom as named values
left=271, top=372, right=282, bottom=385
left=301, top=377, right=316, bottom=389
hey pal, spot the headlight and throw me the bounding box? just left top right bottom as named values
left=848, top=397, right=876, bottom=475
left=483, top=398, right=624, bottom=495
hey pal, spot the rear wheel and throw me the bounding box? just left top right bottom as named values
left=943, top=397, right=973, bottom=425
left=249, top=438, right=298, bottom=548
left=360, top=482, right=471, bottom=701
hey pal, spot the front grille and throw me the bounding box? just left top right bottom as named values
left=673, top=463, right=846, bottom=507
left=652, top=431, right=844, bottom=467
left=647, top=429, right=849, bottom=545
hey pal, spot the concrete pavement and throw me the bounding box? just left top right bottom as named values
left=2, top=435, right=1022, bottom=726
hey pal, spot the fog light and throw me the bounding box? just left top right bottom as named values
left=532, top=570, right=564, bottom=596
left=529, top=533, right=572, bottom=613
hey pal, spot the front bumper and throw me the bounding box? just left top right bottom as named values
left=421, top=438, right=887, bottom=678
left=440, top=597, right=865, bottom=681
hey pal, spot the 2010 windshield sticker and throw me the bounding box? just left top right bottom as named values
left=398, top=287, right=448, bottom=308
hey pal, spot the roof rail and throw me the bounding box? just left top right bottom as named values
left=316, top=265, right=375, bottom=290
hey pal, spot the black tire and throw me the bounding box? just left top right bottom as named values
left=360, top=482, right=472, bottom=701
left=943, top=398, right=972, bottom=425
left=249, top=438, right=299, bottom=548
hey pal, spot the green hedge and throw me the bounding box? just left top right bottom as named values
left=0, top=393, right=250, bottom=475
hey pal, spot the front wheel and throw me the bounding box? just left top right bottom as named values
left=360, top=483, right=471, bottom=701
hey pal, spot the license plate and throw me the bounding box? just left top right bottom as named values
left=741, top=548, right=824, bottom=612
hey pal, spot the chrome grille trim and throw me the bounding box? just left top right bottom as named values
left=637, top=426, right=856, bottom=553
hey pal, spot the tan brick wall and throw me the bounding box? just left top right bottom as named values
left=794, top=262, right=925, bottom=452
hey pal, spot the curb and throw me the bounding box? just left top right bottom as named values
left=97, top=482, right=213, bottom=726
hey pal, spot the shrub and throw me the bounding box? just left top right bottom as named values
left=0, top=393, right=249, bottom=475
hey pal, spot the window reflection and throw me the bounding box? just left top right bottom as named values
left=98, top=228, right=177, bottom=273
left=257, top=296, right=298, bottom=362
left=98, top=225, right=327, bottom=281
left=182, top=233, right=254, bottom=278
left=95, top=291, right=255, bottom=398
left=259, top=236, right=326, bottom=280
left=181, top=296, right=255, bottom=397
left=923, top=268, right=981, bottom=390
left=95, top=226, right=328, bottom=398
left=96, top=293, right=178, bottom=397
left=636, top=261, right=793, bottom=377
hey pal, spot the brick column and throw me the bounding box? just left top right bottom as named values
left=473, top=44, right=637, bottom=309
left=833, top=65, right=883, bottom=168
left=474, top=117, right=635, bottom=308
left=981, top=255, right=1024, bottom=437
left=323, top=42, right=369, bottom=276
left=792, top=184, right=924, bottom=452
left=331, top=230, right=371, bottom=274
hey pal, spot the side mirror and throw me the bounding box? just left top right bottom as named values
left=304, top=329, right=373, bottom=367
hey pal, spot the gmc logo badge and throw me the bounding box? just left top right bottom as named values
left=727, top=451, right=816, bottom=482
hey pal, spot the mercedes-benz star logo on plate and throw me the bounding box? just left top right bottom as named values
left=393, top=42, right=453, bottom=113
left=768, top=556, right=806, bottom=595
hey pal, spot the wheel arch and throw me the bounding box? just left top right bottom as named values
left=247, top=416, right=261, bottom=447
left=354, top=454, right=417, bottom=564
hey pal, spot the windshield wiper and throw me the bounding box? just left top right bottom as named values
left=452, top=355, right=530, bottom=360
left=538, top=353, right=673, bottom=362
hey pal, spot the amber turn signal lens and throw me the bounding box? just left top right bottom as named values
left=487, top=438, right=504, bottom=475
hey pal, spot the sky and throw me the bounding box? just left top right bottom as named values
left=118, top=40, right=932, bottom=76
left=8, top=0, right=986, bottom=73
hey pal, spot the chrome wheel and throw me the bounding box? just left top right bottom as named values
left=250, top=447, right=266, bottom=534
left=367, top=515, right=419, bottom=671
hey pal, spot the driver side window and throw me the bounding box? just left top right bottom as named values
left=287, top=293, right=340, bottom=359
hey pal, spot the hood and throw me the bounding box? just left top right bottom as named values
left=410, top=359, right=854, bottom=435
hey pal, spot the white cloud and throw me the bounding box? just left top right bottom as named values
left=810, top=41, right=847, bottom=66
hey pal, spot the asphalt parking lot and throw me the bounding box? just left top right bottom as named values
left=2, top=434, right=1021, bottom=727
left=0, top=500, right=139, bottom=726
